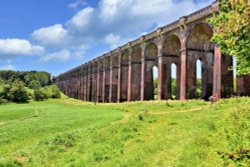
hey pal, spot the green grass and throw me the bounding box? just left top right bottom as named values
left=0, top=97, right=249, bottom=166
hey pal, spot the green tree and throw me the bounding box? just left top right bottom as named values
left=34, top=89, right=48, bottom=101
left=28, top=80, right=41, bottom=90
left=2, top=81, right=29, bottom=103
left=49, top=85, right=61, bottom=98
left=209, top=0, right=250, bottom=75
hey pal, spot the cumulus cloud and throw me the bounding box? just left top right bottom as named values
left=0, top=64, right=15, bottom=70
left=31, top=24, right=71, bottom=48
left=0, top=39, right=44, bottom=60
left=31, top=0, right=214, bottom=60
left=67, top=7, right=94, bottom=31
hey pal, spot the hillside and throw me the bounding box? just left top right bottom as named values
left=0, top=97, right=249, bottom=166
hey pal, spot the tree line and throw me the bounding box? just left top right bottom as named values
left=0, top=70, right=61, bottom=103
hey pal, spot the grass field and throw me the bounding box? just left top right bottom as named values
left=0, top=97, right=249, bottom=167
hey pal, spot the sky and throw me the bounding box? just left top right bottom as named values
left=0, top=0, right=214, bottom=76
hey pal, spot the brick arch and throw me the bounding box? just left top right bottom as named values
left=187, top=23, right=214, bottom=51
left=131, top=46, right=141, bottom=62
left=163, top=34, right=181, bottom=56
left=145, top=42, right=158, bottom=59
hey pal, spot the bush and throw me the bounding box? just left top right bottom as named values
left=34, top=85, right=61, bottom=101
left=0, top=97, right=8, bottom=105
left=1, top=81, right=29, bottom=103
left=34, top=89, right=48, bottom=101
left=49, top=85, right=61, bottom=98
left=28, top=80, right=41, bottom=90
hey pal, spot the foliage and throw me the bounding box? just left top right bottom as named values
left=209, top=0, right=250, bottom=75
left=153, top=78, right=158, bottom=99
left=34, top=85, right=61, bottom=101
left=28, top=80, right=41, bottom=90
left=218, top=104, right=250, bottom=166
left=154, top=78, right=178, bottom=99
left=1, top=81, right=29, bottom=103
left=0, top=97, right=249, bottom=166
left=196, top=79, right=202, bottom=97
left=171, top=78, right=177, bottom=99
left=34, top=89, right=48, bottom=101
left=0, top=70, right=51, bottom=87
left=0, top=71, right=61, bottom=103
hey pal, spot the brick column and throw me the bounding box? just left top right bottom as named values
left=213, top=45, right=221, bottom=98
left=127, top=48, right=132, bottom=101
left=83, top=70, right=87, bottom=101
left=109, top=57, right=113, bottom=103
left=102, top=67, right=106, bottom=103
left=158, top=55, right=163, bottom=100
left=140, top=44, right=145, bottom=101
left=87, top=70, right=91, bottom=101
left=96, top=67, right=100, bottom=103
left=117, top=52, right=122, bottom=102
left=180, top=49, right=187, bottom=100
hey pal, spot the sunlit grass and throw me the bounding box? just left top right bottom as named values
left=0, top=97, right=249, bottom=166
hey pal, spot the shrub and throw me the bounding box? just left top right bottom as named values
left=28, top=80, right=41, bottom=90
left=35, top=85, right=61, bottom=100
left=49, top=85, right=61, bottom=98
left=0, top=97, right=8, bottom=105
left=34, top=89, right=48, bottom=101
left=2, top=81, right=29, bottom=103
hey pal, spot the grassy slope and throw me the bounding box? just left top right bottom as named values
left=0, top=97, right=249, bottom=166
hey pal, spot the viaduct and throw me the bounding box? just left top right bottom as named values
left=54, top=1, right=250, bottom=103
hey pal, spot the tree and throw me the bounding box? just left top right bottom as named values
left=2, top=81, right=29, bottom=103
left=209, top=0, right=250, bottom=75
left=28, top=80, right=41, bottom=90
left=49, top=85, right=61, bottom=98
left=34, top=89, right=48, bottom=101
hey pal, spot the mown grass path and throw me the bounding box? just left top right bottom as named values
left=0, top=97, right=249, bottom=166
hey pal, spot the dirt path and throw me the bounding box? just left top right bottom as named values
left=150, top=107, right=205, bottom=115
left=113, top=106, right=207, bottom=125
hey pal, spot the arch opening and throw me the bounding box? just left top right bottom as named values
left=233, top=56, right=237, bottom=94
left=196, top=59, right=203, bottom=98
left=144, top=43, right=158, bottom=100
left=153, top=66, right=158, bottom=100
left=171, top=63, right=177, bottom=100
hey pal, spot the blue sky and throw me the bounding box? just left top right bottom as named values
left=0, top=0, right=214, bottom=76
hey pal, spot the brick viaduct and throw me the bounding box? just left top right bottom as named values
left=54, top=1, right=250, bottom=103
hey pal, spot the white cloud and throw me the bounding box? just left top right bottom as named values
left=31, top=0, right=214, bottom=62
left=0, top=39, right=44, bottom=56
left=67, top=7, right=94, bottom=31
left=41, top=50, right=71, bottom=62
left=31, top=24, right=70, bottom=47
left=68, top=0, right=87, bottom=9
left=0, top=64, right=14, bottom=70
